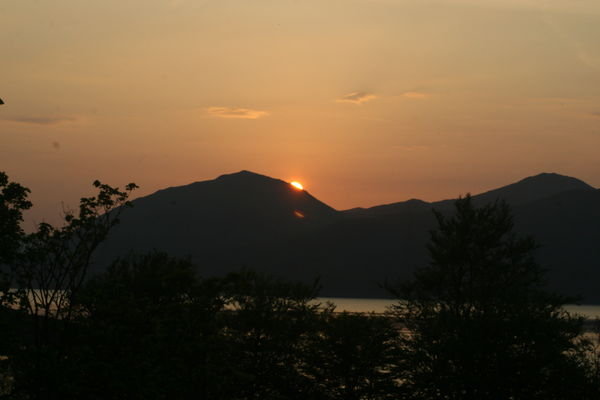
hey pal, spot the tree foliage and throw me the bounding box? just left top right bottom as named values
left=0, top=172, right=31, bottom=266
left=219, top=269, right=324, bottom=399
left=0, top=172, right=32, bottom=311
left=389, top=195, right=592, bottom=399
left=12, top=180, right=138, bottom=320
left=66, top=252, right=226, bottom=399
left=305, top=311, right=401, bottom=400
left=0, top=172, right=137, bottom=399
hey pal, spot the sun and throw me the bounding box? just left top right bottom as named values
left=290, top=181, right=304, bottom=190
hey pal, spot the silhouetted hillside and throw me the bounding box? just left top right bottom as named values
left=95, top=171, right=338, bottom=275
left=512, top=188, right=600, bottom=300
left=344, top=199, right=431, bottom=217
left=471, top=172, right=595, bottom=205
left=361, top=173, right=596, bottom=215
left=95, top=171, right=600, bottom=302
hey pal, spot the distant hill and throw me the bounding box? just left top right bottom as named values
left=512, top=188, right=600, bottom=301
left=353, top=173, right=595, bottom=215
left=96, top=170, right=337, bottom=275
left=95, top=171, right=600, bottom=303
left=471, top=172, right=595, bottom=206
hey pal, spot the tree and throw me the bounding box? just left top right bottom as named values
left=67, top=252, right=228, bottom=399
left=0, top=172, right=32, bottom=295
left=63, top=260, right=327, bottom=400
left=0, top=172, right=32, bottom=398
left=0, top=172, right=31, bottom=263
left=389, top=195, right=592, bottom=399
left=578, top=319, right=600, bottom=398
left=220, top=269, right=323, bottom=399
left=12, top=180, right=138, bottom=321
left=1, top=178, right=137, bottom=400
left=305, top=311, right=401, bottom=400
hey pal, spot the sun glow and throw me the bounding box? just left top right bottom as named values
left=290, top=181, right=304, bottom=190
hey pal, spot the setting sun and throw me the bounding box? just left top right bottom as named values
left=290, top=181, right=304, bottom=190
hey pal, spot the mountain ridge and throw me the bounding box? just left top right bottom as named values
left=95, top=170, right=600, bottom=302
left=345, top=172, right=596, bottom=216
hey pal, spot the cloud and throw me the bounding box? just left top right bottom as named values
left=1, top=116, right=76, bottom=125
left=206, top=107, right=269, bottom=119
left=402, top=91, right=429, bottom=99
left=336, top=92, right=377, bottom=105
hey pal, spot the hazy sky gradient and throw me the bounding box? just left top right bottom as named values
left=2, top=0, right=600, bottom=226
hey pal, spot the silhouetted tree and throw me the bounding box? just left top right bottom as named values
left=0, top=171, right=31, bottom=314
left=13, top=180, right=138, bottom=321
left=0, top=172, right=31, bottom=266
left=63, top=252, right=227, bottom=399
left=389, top=195, right=592, bottom=399
left=64, top=261, right=328, bottom=400
left=2, top=178, right=137, bottom=400
left=579, top=319, right=600, bottom=398
left=0, top=172, right=32, bottom=397
left=220, top=269, right=323, bottom=400
left=305, top=311, right=401, bottom=400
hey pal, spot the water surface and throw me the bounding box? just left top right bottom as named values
left=318, top=297, right=600, bottom=319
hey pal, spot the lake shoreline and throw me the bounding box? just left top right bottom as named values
left=318, top=297, right=600, bottom=322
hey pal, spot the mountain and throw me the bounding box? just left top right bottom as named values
left=95, top=170, right=337, bottom=275
left=512, top=188, right=600, bottom=300
left=471, top=172, right=595, bottom=206
left=349, top=173, right=595, bottom=216
left=95, top=171, right=600, bottom=303
left=315, top=174, right=600, bottom=300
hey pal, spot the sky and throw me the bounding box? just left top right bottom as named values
left=2, top=0, right=600, bottom=226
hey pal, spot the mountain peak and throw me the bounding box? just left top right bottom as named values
left=518, top=172, right=593, bottom=187
left=474, top=172, right=594, bottom=206
left=216, top=170, right=276, bottom=182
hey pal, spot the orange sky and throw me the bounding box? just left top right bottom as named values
left=2, top=0, right=600, bottom=226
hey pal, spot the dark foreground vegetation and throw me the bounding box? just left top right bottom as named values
left=1, top=171, right=600, bottom=399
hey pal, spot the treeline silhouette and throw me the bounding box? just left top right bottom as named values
left=1, top=172, right=600, bottom=399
